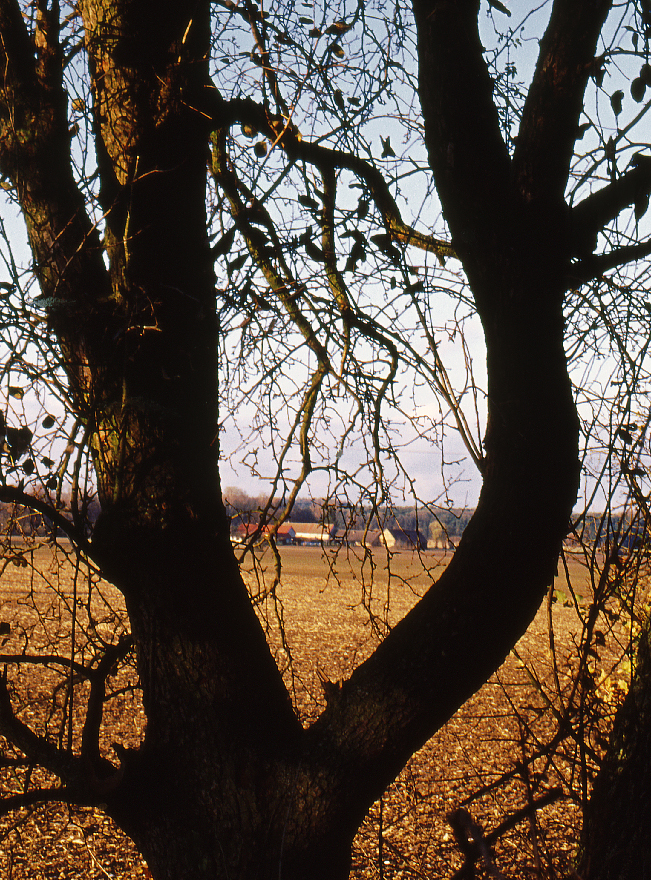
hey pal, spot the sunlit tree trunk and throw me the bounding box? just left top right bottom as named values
left=578, top=616, right=651, bottom=880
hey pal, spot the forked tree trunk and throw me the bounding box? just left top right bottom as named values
left=87, top=264, right=580, bottom=880
left=1, top=0, right=625, bottom=878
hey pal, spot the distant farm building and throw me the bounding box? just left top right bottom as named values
left=381, top=527, right=428, bottom=551
left=332, top=528, right=382, bottom=548
left=231, top=522, right=296, bottom=545
left=288, top=522, right=336, bottom=545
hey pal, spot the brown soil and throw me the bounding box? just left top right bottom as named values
left=0, top=543, right=615, bottom=879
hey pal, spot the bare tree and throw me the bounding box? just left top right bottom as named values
left=0, top=0, right=651, bottom=877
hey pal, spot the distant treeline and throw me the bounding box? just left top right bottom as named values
left=224, top=488, right=651, bottom=549
left=2, top=490, right=644, bottom=550
left=573, top=511, right=651, bottom=548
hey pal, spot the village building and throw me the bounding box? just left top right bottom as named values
left=331, top=528, right=382, bottom=548
left=287, top=522, right=336, bottom=545
left=231, top=522, right=296, bottom=545
left=381, top=527, right=428, bottom=551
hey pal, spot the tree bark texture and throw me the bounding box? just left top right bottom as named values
left=578, top=616, right=651, bottom=880
left=4, top=0, right=649, bottom=878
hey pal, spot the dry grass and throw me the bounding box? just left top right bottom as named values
left=0, top=543, right=617, bottom=878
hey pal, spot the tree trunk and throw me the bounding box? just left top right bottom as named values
left=96, top=534, right=360, bottom=880
left=87, top=253, right=581, bottom=880
left=1, top=1, right=622, bottom=878
left=578, top=615, right=651, bottom=879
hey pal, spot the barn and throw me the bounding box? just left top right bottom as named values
left=231, top=522, right=296, bottom=545
left=288, top=522, right=336, bottom=545
left=381, top=527, right=428, bottom=550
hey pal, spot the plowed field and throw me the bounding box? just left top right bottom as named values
left=0, top=543, right=608, bottom=879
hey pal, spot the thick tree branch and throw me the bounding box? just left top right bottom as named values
left=0, top=585, right=133, bottom=801
left=0, top=486, right=92, bottom=556
left=0, top=667, right=117, bottom=795
left=0, top=653, right=88, bottom=677
left=410, top=0, right=512, bottom=259
left=514, top=0, right=612, bottom=204
left=289, top=134, right=456, bottom=261
left=305, top=339, right=580, bottom=800
left=296, top=0, right=583, bottom=817
left=0, top=0, right=37, bottom=90
left=0, top=637, right=132, bottom=792
left=0, top=787, right=80, bottom=817
left=570, top=156, right=651, bottom=254
left=205, top=93, right=456, bottom=261
left=0, top=0, right=113, bottom=420
left=569, top=239, right=651, bottom=285
left=82, top=635, right=134, bottom=767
